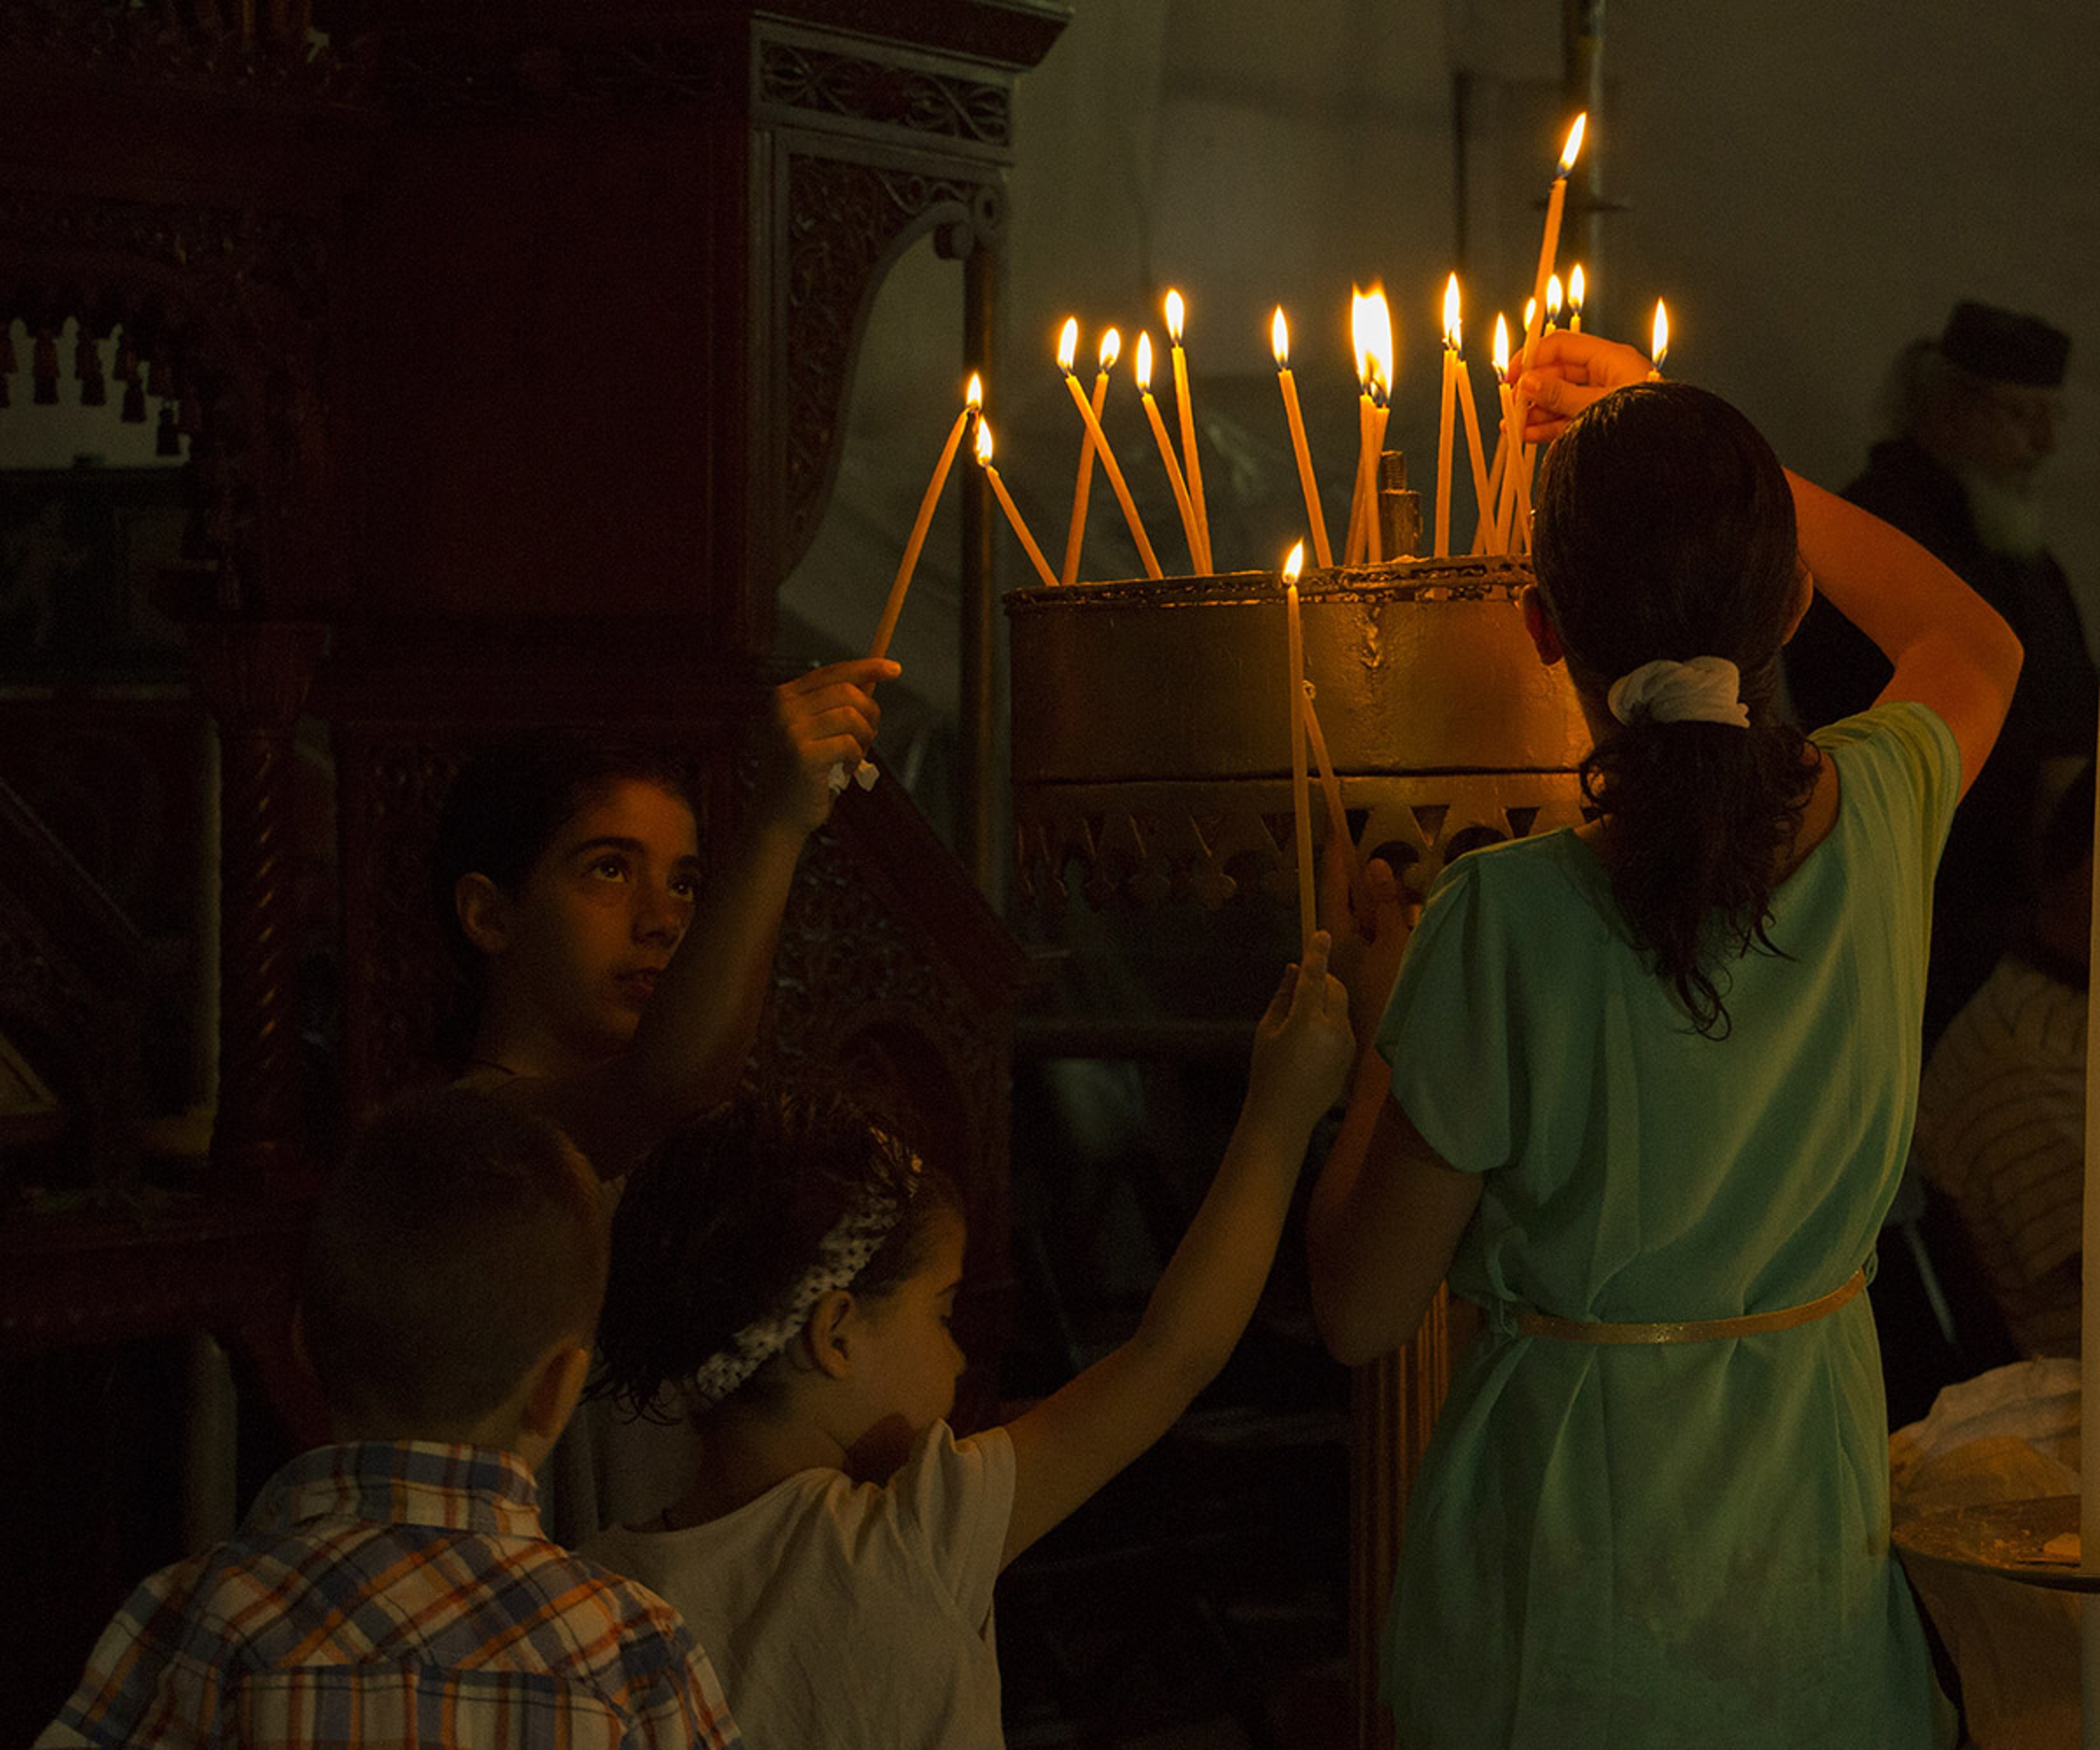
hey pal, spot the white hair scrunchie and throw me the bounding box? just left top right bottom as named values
left=1606, top=656, right=1750, bottom=729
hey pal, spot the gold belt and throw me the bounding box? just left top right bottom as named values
left=1514, top=1266, right=1867, bottom=1344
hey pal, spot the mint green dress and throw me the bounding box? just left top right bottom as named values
left=1376, top=702, right=1958, bottom=1748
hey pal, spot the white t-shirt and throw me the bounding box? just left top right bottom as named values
left=587, top=1421, right=1017, bottom=1750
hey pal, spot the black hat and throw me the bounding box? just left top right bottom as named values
left=1938, top=300, right=2070, bottom=388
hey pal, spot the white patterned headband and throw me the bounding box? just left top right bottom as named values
left=1606, top=656, right=1749, bottom=729
left=680, top=1175, right=913, bottom=1411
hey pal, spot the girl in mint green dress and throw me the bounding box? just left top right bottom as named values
left=1309, top=335, right=2023, bottom=1749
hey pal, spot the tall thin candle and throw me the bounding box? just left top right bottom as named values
left=1434, top=276, right=1460, bottom=557
left=1272, top=308, right=1333, bottom=569
left=1282, top=541, right=1316, bottom=948
left=1506, top=113, right=1587, bottom=504
left=975, top=416, right=1060, bottom=590
left=870, top=373, right=979, bottom=657
left=1455, top=344, right=1491, bottom=558
left=1136, top=332, right=1199, bottom=571
left=1165, top=290, right=1213, bottom=572
left=1059, top=326, right=1119, bottom=587
left=1058, top=324, right=1163, bottom=579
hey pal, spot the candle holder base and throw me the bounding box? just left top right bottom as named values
left=1893, top=1495, right=2100, bottom=1593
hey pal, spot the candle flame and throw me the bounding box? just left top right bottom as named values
left=1652, top=299, right=1670, bottom=370
left=1524, top=297, right=1537, bottom=334
left=974, top=416, right=994, bottom=466
left=1547, top=275, right=1564, bottom=320
left=1135, top=330, right=1154, bottom=392
left=1557, top=113, right=1586, bottom=178
left=1056, top=317, right=1078, bottom=375
left=1352, top=284, right=1394, bottom=401
left=1442, top=273, right=1462, bottom=352
left=1165, top=288, right=1186, bottom=344
left=1271, top=306, right=1290, bottom=369
left=1568, top=264, right=1585, bottom=316
left=965, top=373, right=983, bottom=411
left=1282, top=541, right=1304, bottom=586
left=1494, top=313, right=1510, bottom=376
left=1098, top=328, right=1122, bottom=372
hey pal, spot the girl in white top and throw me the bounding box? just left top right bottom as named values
left=585, top=938, right=1355, bottom=1749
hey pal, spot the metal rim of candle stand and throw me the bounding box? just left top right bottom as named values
left=1891, top=1494, right=2100, bottom=1593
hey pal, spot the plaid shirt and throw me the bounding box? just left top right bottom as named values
left=36, top=1440, right=742, bottom=1749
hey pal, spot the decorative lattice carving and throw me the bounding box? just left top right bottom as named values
left=759, top=39, right=1012, bottom=147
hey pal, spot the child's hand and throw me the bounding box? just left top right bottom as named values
left=1515, top=330, right=1654, bottom=443
left=763, top=657, right=900, bottom=830
left=1247, top=931, right=1355, bottom=1134
left=1328, top=856, right=1413, bottom=1050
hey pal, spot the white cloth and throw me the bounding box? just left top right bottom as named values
left=1912, top=953, right=2085, bottom=1357
left=587, top=1422, right=1016, bottom=1750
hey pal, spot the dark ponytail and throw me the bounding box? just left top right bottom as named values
left=1533, top=382, right=1816, bottom=1037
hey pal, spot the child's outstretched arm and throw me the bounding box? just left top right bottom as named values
left=1787, top=471, right=2020, bottom=798
left=524, top=656, right=896, bottom=1175
left=998, top=935, right=1355, bottom=1567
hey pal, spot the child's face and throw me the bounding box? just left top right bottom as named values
left=843, top=1204, right=968, bottom=1478
left=487, top=778, right=703, bottom=1066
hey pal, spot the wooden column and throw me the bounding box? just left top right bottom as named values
left=185, top=617, right=325, bottom=1202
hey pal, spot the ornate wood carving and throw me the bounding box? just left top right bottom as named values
left=759, top=36, right=1013, bottom=147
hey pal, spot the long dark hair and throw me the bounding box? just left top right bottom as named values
left=1532, top=381, right=1816, bottom=1037
left=592, top=1087, right=963, bottom=1422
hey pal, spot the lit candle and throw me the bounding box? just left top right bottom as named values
left=870, top=374, right=979, bottom=658
left=1650, top=299, right=1670, bottom=379
left=1136, top=332, right=1200, bottom=571
left=1487, top=313, right=1518, bottom=554
left=1545, top=273, right=1564, bottom=333
left=1165, top=290, right=1213, bottom=572
left=1454, top=314, right=1492, bottom=561
left=1058, top=324, right=1163, bottom=579
left=1059, top=325, right=1119, bottom=587
left=1346, top=288, right=1395, bottom=567
left=1506, top=113, right=1587, bottom=523
left=1434, top=275, right=1459, bottom=557
left=1272, top=308, right=1333, bottom=569
left=1282, top=541, right=1316, bottom=948
left=975, top=415, right=1060, bottom=590
left=1568, top=263, right=1586, bottom=332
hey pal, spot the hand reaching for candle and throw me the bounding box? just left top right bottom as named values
left=1325, top=850, right=1415, bottom=1054
left=762, top=655, right=899, bottom=831
left=1515, top=331, right=1654, bottom=443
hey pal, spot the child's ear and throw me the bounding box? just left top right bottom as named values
left=1520, top=584, right=1564, bottom=666
left=454, top=872, right=512, bottom=955
left=521, top=1340, right=592, bottom=1448
left=796, top=1290, right=859, bottom=1381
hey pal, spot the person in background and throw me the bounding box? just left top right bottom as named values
left=1914, top=764, right=2093, bottom=1359
left=1786, top=300, right=2089, bottom=1043
left=37, top=1086, right=742, bottom=1749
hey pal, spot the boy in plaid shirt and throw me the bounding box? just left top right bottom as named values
left=37, top=1087, right=742, bottom=1749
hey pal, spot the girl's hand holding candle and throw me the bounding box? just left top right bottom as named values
left=1059, top=318, right=1164, bottom=579
left=1272, top=307, right=1333, bottom=569
left=1060, top=325, right=1119, bottom=587
left=975, top=415, right=1061, bottom=590
left=1135, top=331, right=1200, bottom=570
left=869, top=373, right=979, bottom=660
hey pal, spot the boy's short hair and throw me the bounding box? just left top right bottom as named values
left=302, top=1086, right=610, bottom=1432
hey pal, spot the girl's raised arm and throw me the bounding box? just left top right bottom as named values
left=997, top=937, right=1355, bottom=1567
left=1787, top=471, right=2021, bottom=799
